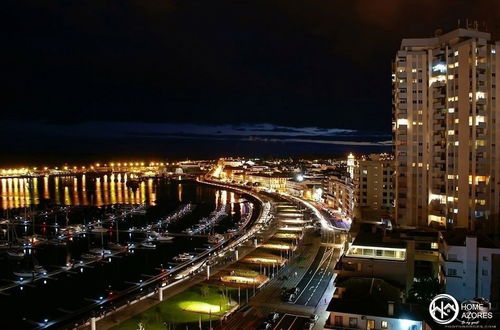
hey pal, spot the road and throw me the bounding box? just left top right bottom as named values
left=294, top=247, right=338, bottom=307
left=273, top=314, right=310, bottom=330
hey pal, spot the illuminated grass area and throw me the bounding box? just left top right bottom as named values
left=112, top=285, right=233, bottom=329
left=260, top=243, right=293, bottom=250
left=278, top=226, right=303, bottom=232
left=274, top=232, right=299, bottom=239
left=231, top=269, right=259, bottom=277
left=220, top=275, right=257, bottom=284
left=279, top=219, right=307, bottom=224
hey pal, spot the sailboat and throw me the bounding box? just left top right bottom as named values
left=13, top=265, right=47, bottom=278
left=108, top=220, right=126, bottom=251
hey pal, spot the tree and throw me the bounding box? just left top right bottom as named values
left=407, top=276, right=442, bottom=306
left=200, top=285, right=210, bottom=297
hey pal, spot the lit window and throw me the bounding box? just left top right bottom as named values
left=382, top=321, right=388, bottom=329
left=448, top=108, right=455, bottom=113
left=492, top=48, right=496, bottom=54
left=448, top=130, right=455, bottom=135
left=397, top=119, right=408, bottom=127
left=432, top=63, right=447, bottom=73
left=454, top=51, right=459, bottom=56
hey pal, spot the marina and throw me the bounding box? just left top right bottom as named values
left=0, top=176, right=259, bottom=329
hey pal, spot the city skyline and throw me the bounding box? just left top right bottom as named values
left=2, top=1, right=500, bottom=329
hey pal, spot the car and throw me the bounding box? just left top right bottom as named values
left=303, top=322, right=314, bottom=330
left=268, top=312, right=280, bottom=322
left=259, top=321, right=272, bottom=329
left=309, top=314, right=318, bottom=322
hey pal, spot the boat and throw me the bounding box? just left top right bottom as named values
left=47, top=238, right=67, bottom=246
left=108, top=242, right=126, bottom=251
left=81, top=253, right=99, bottom=260
left=208, top=234, right=224, bottom=244
left=149, top=231, right=174, bottom=242
left=7, top=249, right=25, bottom=259
left=13, top=265, right=47, bottom=278
left=155, top=235, right=174, bottom=242
left=91, top=225, right=108, bottom=233
left=130, top=204, right=147, bottom=215
left=173, top=252, right=194, bottom=262
left=140, top=241, right=156, bottom=249
left=89, top=248, right=112, bottom=256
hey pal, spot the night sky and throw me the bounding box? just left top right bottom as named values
left=3, top=1, right=500, bottom=163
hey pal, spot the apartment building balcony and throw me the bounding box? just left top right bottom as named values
left=398, top=92, right=408, bottom=99
left=434, top=115, right=445, bottom=122
left=397, top=71, right=407, bottom=79
left=439, top=253, right=463, bottom=264
left=477, top=62, right=488, bottom=70
left=397, top=155, right=407, bottom=163
left=397, top=135, right=407, bottom=141
left=477, top=98, right=486, bottom=105
left=476, top=121, right=486, bottom=129
left=433, top=146, right=444, bottom=153
left=396, top=107, right=407, bottom=115
left=433, top=101, right=445, bottom=109
left=432, top=81, right=446, bottom=88
left=433, top=91, right=446, bottom=99
left=477, top=84, right=487, bottom=93
left=398, top=82, right=407, bottom=89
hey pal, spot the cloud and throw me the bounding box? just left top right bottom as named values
left=0, top=120, right=392, bottom=148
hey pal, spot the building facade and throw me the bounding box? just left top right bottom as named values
left=393, top=28, right=500, bottom=233
left=325, top=176, right=355, bottom=220
left=352, top=154, right=395, bottom=220
left=439, top=229, right=500, bottom=302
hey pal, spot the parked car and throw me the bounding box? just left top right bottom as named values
left=268, top=312, right=280, bottom=322
left=259, top=321, right=272, bottom=329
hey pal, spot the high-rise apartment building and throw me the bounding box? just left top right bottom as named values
left=393, top=27, right=499, bottom=233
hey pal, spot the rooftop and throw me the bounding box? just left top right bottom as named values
left=327, top=278, right=425, bottom=321
left=441, top=228, right=499, bottom=249
left=401, top=27, right=492, bottom=48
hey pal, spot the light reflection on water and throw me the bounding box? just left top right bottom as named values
left=0, top=174, right=157, bottom=210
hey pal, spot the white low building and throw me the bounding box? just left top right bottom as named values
left=440, top=229, right=500, bottom=303
left=326, top=278, right=428, bottom=330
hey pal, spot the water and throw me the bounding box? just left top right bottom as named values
left=0, top=176, right=253, bottom=329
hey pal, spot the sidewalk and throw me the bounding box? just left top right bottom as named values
left=313, top=273, right=337, bottom=330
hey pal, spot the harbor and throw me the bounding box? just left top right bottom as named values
left=0, top=175, right=260, bottom=329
